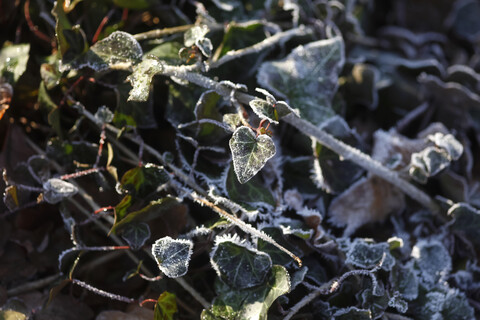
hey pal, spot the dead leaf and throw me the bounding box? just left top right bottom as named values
left=328, top=176, right=405, bottom=236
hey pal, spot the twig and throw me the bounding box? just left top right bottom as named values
left=192, top=194, right=302, bottom=267
left=7, top=273, right=62, bottom=296
left=133, top=24, right=193, bottom=41
left=155, top=64, right=439, bottom=213
left=24, top=0, right=52, bottom=44
left=72, top=279, right=135, bottom=303
left=209, top=25, right=313, bottom=69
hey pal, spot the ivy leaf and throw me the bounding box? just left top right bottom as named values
left=202, top=265, right=290, bottom=320
left=210, top=235, right=272, bottom=289
left=229, top=126, right=276, bottom=184
left=409, top=147, right=451, bottom=183
left=257, top=36, right=345, bottom=125
left=184, top=25, right=212, bottom=57
left=42, top=178, right=78, bottom=204
left=119, top=163, right=169, bottom=197
left=411, top=239, right=451, bottom=289
left=87, top=31, right=143, bottom=71
left=389, top=262, right=419, bottom=301
left=448, top=203, right=480, bottom=246
left=154, top=292, right=178, bottom=320
left=152, top=236, right=193, bottom=278
left=111, top=197, right=180, bottom=233
left=249, top=95, right=294, bottom=125
left=121, top=222, right=151, bottom=250
left=0, top=43, right=30, bottom=84
left=127, top=57, right=163, bottom=101
left=345, top=238, right=396, bottom=271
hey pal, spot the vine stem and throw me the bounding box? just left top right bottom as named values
left=192, top=194, right=303, bottom=267
left=132, top=24, right=194, bottom=41
left=209, top=25, right=313, bottom=69
left=157, top=64, right=439, bottom=214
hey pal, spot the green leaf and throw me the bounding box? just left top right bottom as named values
left=121, top=222, right=151, bottom=250
left=114, top=82, right=157, bottom=129
left=127, top=57, right=163, bottom=101
left=229, top=126, right=276, bottom=184
left=38, top=81, right=63, bottom=139
left=225, top=163, right=276, bottom=210
left=389, top=262, right=419, bottom=301
left=119, top=164, right=169, bottom=197
left=154, top=292, right=178, bottom=320
left=257, top=227, right=302, bottom=266
left=112, top=197, right=179, bottom=233
left=257, top=36, right=345, bottom=125
left=192, top=90, right=226, bottom=141
left=202, top=265, right=290, bottom=320
left=210, top=235, right=272, bottom=289
left=0, top=43, right=30, bottom=84
left=152, top=236, right=193, bottom=278
left=448, top=202, right=480, bottom=246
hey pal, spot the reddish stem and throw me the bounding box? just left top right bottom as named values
left=94, top=124, right=106, bottom=168
left=93, top=206, right=115, bottom=215
left=121, top=8, right=129, bottom=22
left=139, top=299, right=157, bottom=307
left=60, top=167, right=104, bottom=180
left=24, top=0, right=51, bottom=44
left=60, top=76, right=84, bottom=106
left=92, top=9, right=114, bottom=43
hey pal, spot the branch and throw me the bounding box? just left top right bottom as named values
left=155, top=64, right=440, bottom=213
left=209, top=25, right=313, bottom=69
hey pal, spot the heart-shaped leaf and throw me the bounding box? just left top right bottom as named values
left=152, top=236, right=193, bottom=278
left=121, top=222, right=151, bottom=251
left=229, top=126, right=276, bottom=184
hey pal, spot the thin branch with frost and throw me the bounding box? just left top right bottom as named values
left=155, top=64, right=440, bottom=213
left=72, top=279, right=135, bottom=303
left=209, top=25, right=313, bottom=69
left=191, top=193, right=302, bottom=266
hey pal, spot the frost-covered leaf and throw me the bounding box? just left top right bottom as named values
left=94, top=106, right=114, bottom=123
left=388, top=294, right=408, bottom=314
left=328, top=176, right=405, bottom=236
left=389, top=262, right=419, bottom=301
left=429, top=133, right=464, bottom=160
left=42, top=178, right=78, bottom=204
left=345, top=238, right=395, bottom=271
left=154, top=291, right=177, bottom=320
left=257, top=36, right=344, bottom=125
left=448, top=202, right=480, bottom=246
left=333, top=307, right=372, bottom=320
left=442, top=288, right=475, bottom=320
left=202, top=265, right=290, bottom=320
left=87, top=31, right=143, bottom=70
left=211, top=235, right=272, bottom=289
left=360, top=287, right=389, bottom=319
left=229, top=126, right=276, bottom=184
left=152, top=236, right=193, bottom=278
left=412, top=239, right=451, bottom=288
left=409, top=147, right=451, bottom=183
left=121, top=222, right=151, bottom=250
left=127, top=57, right=163, bottom=101
left=184, top=25, right=212, bottom=57
left=249, top=98, right=294, bottom=124
left=0, top=43, right=30, bottom=83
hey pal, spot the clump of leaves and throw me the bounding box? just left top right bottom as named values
left=1, top=0, right=480, bottom=319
